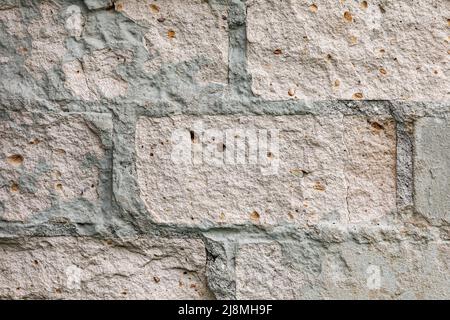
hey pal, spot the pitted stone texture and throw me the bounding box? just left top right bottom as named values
left=63, top=49, right=132, bottom=100
left=0, top=112, right=111, bottom=222
left=247, top=0, right=449, bottom=101
left=135, top=115, right=396, bottom=227
left=116, top=0, right=228, bottom=84
left=236, top=240, right=450, bottom=299
left=414, top=118, right=450, bottom=225
left=0, top=5, right=27, bottom=39
left=0, top=237, right=212, bottom=299
left=84, top=0, right=113, bottom=10
left=24, top=1, right=68, bottom=79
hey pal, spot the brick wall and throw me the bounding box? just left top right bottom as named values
left=0, top=0, right=448, bottom=299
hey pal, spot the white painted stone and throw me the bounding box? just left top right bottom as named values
left=414, top=118, right=450, bottom=225
left=116, top=0, right=228, bottom=84
left=0, top=112, right=110, bottom=222
left=0, top=237, right=212, bottom=299
left=135, top=115, right=396, bottom=227
left=235, top=240, right=450, bottom=299
left=247, top=0, right=449, bottom=101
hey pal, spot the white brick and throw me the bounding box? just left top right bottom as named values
left=236, top=240, right=450, bottom=299
left=0, top=112, right=110, bottom=222
left=414, top=118, right=450, bottom=225
left=135, top=115, right=396, bottom=227
left=0, top=237, right=212, bottom=299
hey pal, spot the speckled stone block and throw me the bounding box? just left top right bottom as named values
left=236, top=240, right=450, bottom=299
left=0, top=236, right=212, bottom=299
left=0, top=112, right=111, bottom=223
left=116, top=0, right=229, bottom=85
left=247, top=0, right=449, bottom=101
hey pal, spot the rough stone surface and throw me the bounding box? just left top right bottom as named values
left=24, top=1, right=67, bottom=80
left=63, top=48, right=132, bottom=100
left=136, top=115, right=396, bottom=227
left=83, top=0, right=113, bottom=11
left=0, top=0, right=449, bottom=300
left=247, top=0, right=449, bottom=101
left=414, top=118, right=450, bottom=226
left=0, top=112, right=111, bottom=223
left=0, top=0, right=228, bottom=104
left=0, top=236, right=212, bottom=299
left=236, top=240, right=450, bottom=299
left=117, top=0, right=229, bottom=85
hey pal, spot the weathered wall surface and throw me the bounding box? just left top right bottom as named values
left=0, top=0, right=448, bottom=299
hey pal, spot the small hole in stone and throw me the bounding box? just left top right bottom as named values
left=370, top=121, right=384, bottom=130
left=352, top=92, right=364, bottom=99
left=250, top=210, right=260, bottom=221
left=217, top=143, right=226, bottom=152
left=7, top=154, right=24, bottom=166
left=167, top=29, right=176, bottom=39
left=29, top=138, right=40, bottom=145
left=150, top=4, right=160, bottom=12
left=115, top=2, right=124, bottom=11
left=190, top=130, right=198, bottom=143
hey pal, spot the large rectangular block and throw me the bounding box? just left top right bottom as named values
left=135, top=115, right=396, bottom=227
left=247, top=0, right=449, bottom=100
left=235, top=240, right=450, bottom=299
left=0, top=112, right=111, bottom=224
left=414, top=118, right=450, bottom=225
left=0, top=236, right=212, bottom=299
